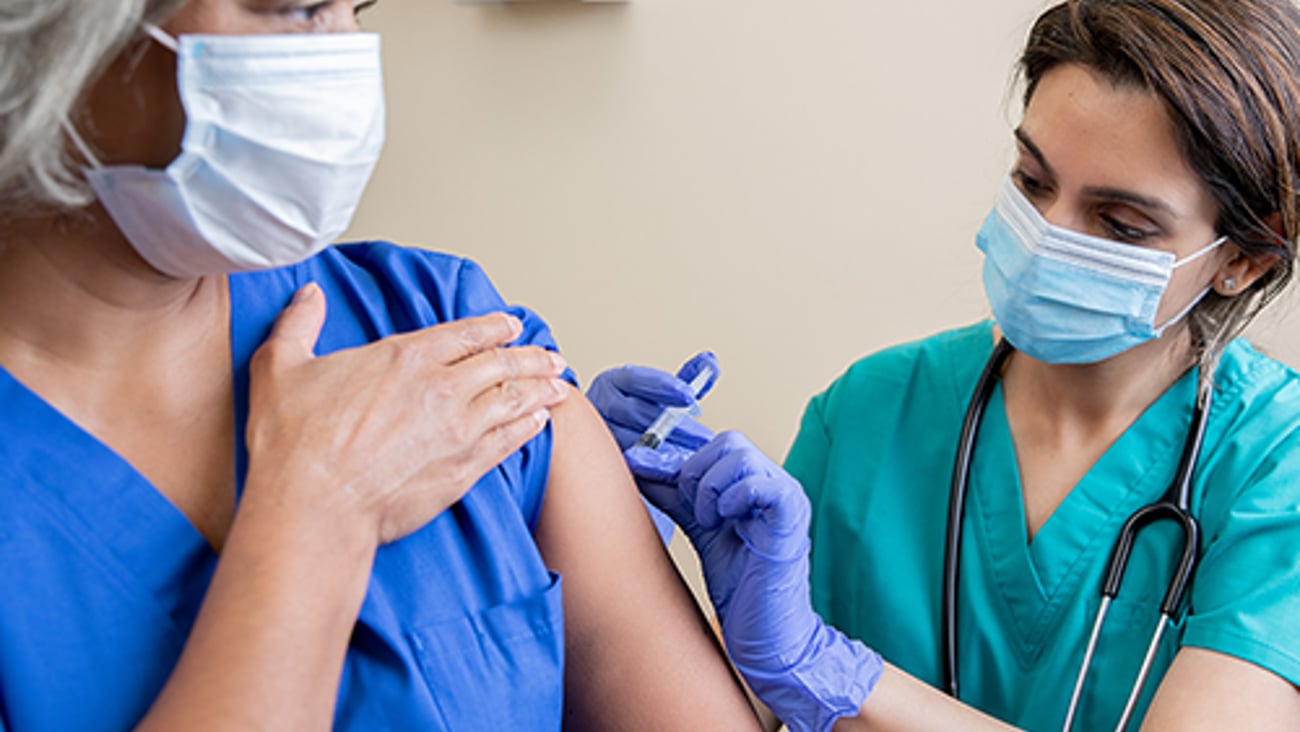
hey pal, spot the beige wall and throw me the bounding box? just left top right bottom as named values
left=348, top=0, right=1300, bottom=463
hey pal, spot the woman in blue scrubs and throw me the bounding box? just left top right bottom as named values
left=592, top=0, right=1300, bottom=730
left=0, top=1, right=762, bottom=730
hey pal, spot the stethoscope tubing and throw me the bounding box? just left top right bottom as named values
left=941, top=338, right=1014, bottom=699
left=942, top=339, right=1210, bottom=731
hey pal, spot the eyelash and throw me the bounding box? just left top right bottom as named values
left=1099, top=214, right=1155, bottom=242
left=1014, top=169, right=1049, bottom=197
left=289, top=1, right=331, bottom=20
left=287, top=0, right=376, bottom=21
left=1013, top=169, right=1158, bottom=243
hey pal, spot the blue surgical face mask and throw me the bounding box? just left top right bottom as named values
left=976, top=176, right=1226, bottom=364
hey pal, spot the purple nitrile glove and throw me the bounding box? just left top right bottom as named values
left=634, top=431, right=883, bottom=732
left=587, top=352, right=719, bottom=543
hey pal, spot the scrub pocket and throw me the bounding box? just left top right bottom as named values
left=408, top=572, right=565, bottom=731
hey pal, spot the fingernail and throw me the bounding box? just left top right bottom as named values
left=550, top=352, right=567, bottom=372
left=292, top=282, right=319, bottom=304
left=505, top=315, right=523, bottom=338
left=551, top=377, right=570, bottom=397
left=533, top=408, right=552, bottom=426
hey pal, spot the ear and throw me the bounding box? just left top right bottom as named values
left=1211, top=212, right=1285, bottom=296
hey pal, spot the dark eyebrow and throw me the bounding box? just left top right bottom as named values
left=1014, top=126, right=1177, bottom=218
left=1014, top=127, right=1055, bottom=179
left=1079, top=185, right=1177, bottom=217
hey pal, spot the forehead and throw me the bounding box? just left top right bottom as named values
left=1021, top=63, right=1210, bottom=207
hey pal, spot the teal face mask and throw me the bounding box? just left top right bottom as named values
left=976, top=177, right=1225, bottom=364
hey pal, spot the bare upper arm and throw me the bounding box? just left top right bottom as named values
left=1141, top=647, right=1300, bottom=731
left=533, top=386, right=761, bottom=731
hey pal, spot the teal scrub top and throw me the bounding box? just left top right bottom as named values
left=785, top=321, right=1300, bottom=731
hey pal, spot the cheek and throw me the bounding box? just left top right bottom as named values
left=1155, top=259, right=1218, bottom=325
left=81, top=43, right=185, bottom=167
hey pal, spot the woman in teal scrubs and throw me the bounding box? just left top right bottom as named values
left=592, top=1, right=1300, bottom=729
left=0, top=1, right=761, bottom=730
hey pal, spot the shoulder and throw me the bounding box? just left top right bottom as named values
left=306, top=241, right=505, bottom=321
left=1184, top=340, right=1300, bottom=687
left=1213, top=339, right=1300, bottom=415
left=273, top=242, right=565, bottom=356
left=270, top=243, right=570, bottom=522
left=1206, top=339, right=1300, bottom=472
left=810, top=321, right=996, bottom=428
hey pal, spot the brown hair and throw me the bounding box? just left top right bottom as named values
left=1020, top=0, right=1300, bottom=379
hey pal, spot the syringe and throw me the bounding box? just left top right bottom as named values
left=634, top=362, right=716, bottom=450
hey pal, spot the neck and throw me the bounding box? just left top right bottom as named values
left=0, top=205, right=225, bottom=372
left=1002, top=330, right=1196, bottom=430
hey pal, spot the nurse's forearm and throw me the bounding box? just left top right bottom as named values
left=134, top=483, right=377, bottom=732
left=831, top=663, right=1019, bottom=732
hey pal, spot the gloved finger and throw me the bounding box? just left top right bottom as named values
left=663, top=415, right=714, bottom=451
left=676, top=431, right=738, bottom=530
left=690, top=439, right=756, bottom=531
left=716, top=475, right=812, bottom=561
left=606, top=364, right=698, bottom=406
left=588, top=365, right=698, bottom=443
left=679, top=430, right=748, bottom=487
left=637, top=471, right=694, bottom=531
left=675, top=351, right=720, bottom=399
left=605, top=422, right=646, bottom=452
left=596, top=394, right=714, bottom=452
left=626, top=443, right=693, bottom=484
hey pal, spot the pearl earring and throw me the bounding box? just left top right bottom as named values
left=1223, top=277, right=1237, bottom=293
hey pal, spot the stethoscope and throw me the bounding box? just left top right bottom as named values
left=941, top=338, right=1212, bottom=732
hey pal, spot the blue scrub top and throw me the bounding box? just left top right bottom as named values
left=0, top=243, right=574, bottom=731
left=786, top=321, right=1300, bottom=731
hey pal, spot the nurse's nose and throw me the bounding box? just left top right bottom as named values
left=1037, top=195, right=1089, bottom=235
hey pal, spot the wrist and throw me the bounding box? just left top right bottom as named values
left=239, top=464, right=380, bottom=560
left=737, top=620, right=883, bottom=732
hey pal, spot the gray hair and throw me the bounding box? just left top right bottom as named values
left=0, top=0, right=187, bottom=216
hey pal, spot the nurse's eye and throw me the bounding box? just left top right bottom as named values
left=1099, top=213, right=1157, bottom=243
left=285, top=1, right=332, bottom=21
left=1013, top=169, right=1051, bottom=199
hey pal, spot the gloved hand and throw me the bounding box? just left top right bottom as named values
left=587, top=352, right=719, bottom=543
left=633, top=431, right=883, bottom=732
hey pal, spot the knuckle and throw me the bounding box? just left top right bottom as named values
left=497, top=379, right=525, bottom=412
left=251, top=341, right=285, bottom=375
left=490, top=347, right=516, bottom=379
left=717, top=430, right=745, bottom=450
left=438, top=416, right=472, bottom=448
left=445, top=456, right=473, bottom=490
left=388, top=337, right=422, bottom=372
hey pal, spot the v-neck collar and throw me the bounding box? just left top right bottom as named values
left=963, top=363, right=1196, bottom=661
left=0, top=270, right=281, bottom=634
left=0, top=367, right=218, bottom=633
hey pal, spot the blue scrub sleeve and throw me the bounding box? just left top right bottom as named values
left=1182, top=424, right=1300, bottom=686
left=442, top=256, right=576, bottom=534
left=452, top=258, right=573, bottom=381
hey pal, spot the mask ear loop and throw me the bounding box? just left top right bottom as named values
left=62, top=120, right=103, bottom=170
left=142, top=22, right=179, bottom=53
left=1171, top=235, right=1229, bottom=270
left=62, top=22, right=179, bottom=173
left=1154, top=235, right=1229, bottom=335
